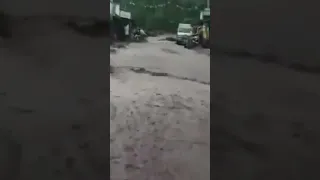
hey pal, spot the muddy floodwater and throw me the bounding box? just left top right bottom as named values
left=110, top=36, right=210, bottom=180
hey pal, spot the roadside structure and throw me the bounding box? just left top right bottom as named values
left=110, top=0, right=132, bottom=41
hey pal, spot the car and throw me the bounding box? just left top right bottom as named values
left=176, top=23, right=193, bottom=45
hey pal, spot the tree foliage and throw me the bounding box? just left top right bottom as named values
left=118, top=0, right=207, bottom=32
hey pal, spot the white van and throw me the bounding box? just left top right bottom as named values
left=176, top=23, right=193, bottom=45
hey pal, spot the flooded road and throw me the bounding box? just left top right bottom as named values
left=110, top=36, right=210, bottom=180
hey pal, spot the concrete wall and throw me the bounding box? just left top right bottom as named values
left=212, top=1, right=320, bottom=67
left=0, top=0, right=109, bottom=19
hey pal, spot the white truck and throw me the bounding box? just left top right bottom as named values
left=176, top=23, right=193, bottom=45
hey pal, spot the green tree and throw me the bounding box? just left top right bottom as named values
left=123, top=0, right=207, bottom=32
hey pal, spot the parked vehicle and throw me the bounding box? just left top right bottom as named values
left=176, top=23, right=193, bottom=45
left=183, top=8, right=210, bottom=49
left=184, top=35, right=199, bottom=49
left=184, top=26, right=200, bottom=49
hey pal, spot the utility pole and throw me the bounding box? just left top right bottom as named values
left=207, top=0, right=210, bottom=8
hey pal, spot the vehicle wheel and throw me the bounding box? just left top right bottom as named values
left=185, top=39, right=193, bottom=49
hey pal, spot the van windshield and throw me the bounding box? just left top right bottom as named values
left=178, top=28, right=192, bottom=33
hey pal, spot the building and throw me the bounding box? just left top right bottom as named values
left=110, top=0, right=120, bottom=19
left=109, top=0, right=133, bottom=40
